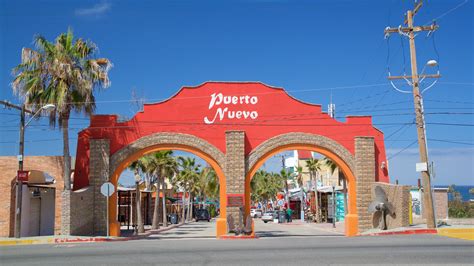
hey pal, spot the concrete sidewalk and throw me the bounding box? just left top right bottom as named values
left=0, top=222, right=189, bottom=246
left=360, top=223, right=474, bottom=240
left=0, top=235, right=126, bottom=246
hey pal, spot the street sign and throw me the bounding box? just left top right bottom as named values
left=100, top=182, right=115, bottom=238
left=17, top=171, right=28, bottom=182
left=416, top=162, right=428, bottom=172
left=277, top=199, right=284, bottom=207
left=100, top=182, right=115, bottom=197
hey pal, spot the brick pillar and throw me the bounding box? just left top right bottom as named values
left=225, top=131, right=245, bottom=230
left=89, top=139, right=110, bottom=236
left=355, top=136, right=376, bottom=232
left=61, top=190, right=71, bottom=235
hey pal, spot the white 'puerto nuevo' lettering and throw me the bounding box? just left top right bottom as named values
left=204, top=93, right=259, bottom=124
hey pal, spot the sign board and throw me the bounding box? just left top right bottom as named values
left=416, top=162, right=428, bottom=172
left=17, top=170, right=29, bottom=182
left=277, top=199, right=284, bottom=207
left=100, top=182, right=115, bottom=197
left=227, top=194, right=244, bottom=207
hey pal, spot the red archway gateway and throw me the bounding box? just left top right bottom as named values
left=73, top=82, right=389, bottom=237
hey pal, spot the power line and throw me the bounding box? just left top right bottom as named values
left=429, top=139, right=474, bottom=146
left=7, top=83, right=391, bottom=107
left=424, top=99, right=474, bottom=105
left=385, top=120, right=415, bottom=141
left=423, top=0, right=470, bottom=25
left=2, top=111, right=473, bottom=129
left=1, top=81, right=471, bottom=110
left=387, top=140, right=418, bottom=160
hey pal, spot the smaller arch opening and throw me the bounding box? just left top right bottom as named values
left=245, top=145, right=358, bottom=237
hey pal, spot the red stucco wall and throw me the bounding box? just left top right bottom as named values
left=74, top=82, right=389, bottom=190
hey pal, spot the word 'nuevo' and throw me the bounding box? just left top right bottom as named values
left=204, top=93, right=259, bottom=124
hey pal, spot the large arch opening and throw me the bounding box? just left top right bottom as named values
left=108, top=144, right=227, bottom=237
left=245, top=134, right=358, bottom=237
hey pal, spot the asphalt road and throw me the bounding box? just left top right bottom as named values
left=143, top=219, right=344, bottom=240
left=1, top=234, right=473, bottom=265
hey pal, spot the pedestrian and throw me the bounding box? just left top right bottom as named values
left=286, top=208, right=293, bottom=223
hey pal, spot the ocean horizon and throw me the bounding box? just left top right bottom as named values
left=435, top=185, right=474, bottom=202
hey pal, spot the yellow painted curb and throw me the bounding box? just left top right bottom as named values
left=438, top=228, right=474, bottom=241
left=0, top=238, right=54, bottom=246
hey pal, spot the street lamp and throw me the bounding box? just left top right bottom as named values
left=332, top=185, right=336, bottom=228
left=15, top=103, right=55, bottom=238
left=426, top=59, right=438, bottom=67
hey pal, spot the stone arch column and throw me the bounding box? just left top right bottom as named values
left=245, top=132, right=374, bottom=236
left=90, top=133, right=227, bottom=237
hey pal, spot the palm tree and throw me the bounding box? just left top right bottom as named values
left=130, top=154, right=159, bottom=229
left=268, top=172, right=284, bottom=211
left=203, top=167, right=219, bottom=203
left=176, top=157, right=200, bottom=223
left=306, top=158, right=322, bottom=222
left=295, top=166, right=305, bottom=220
left=12, top=28, right=112, bottom=190
left=251, top=170, right=284, bottom=212
left=280, top=169, right=293, bottom=209
left=128, top=162, right=145, bottom=233
left=153, top=151, right=178, bottom=228
left=196, top=167, right=218, bottom=208
left=305, top=158, right=320, bottom=191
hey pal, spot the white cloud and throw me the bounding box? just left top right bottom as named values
left=75, top=1, right=111, bottom=17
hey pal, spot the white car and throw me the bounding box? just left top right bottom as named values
left=250, top=209, right=263, bottom=218
left=261, top=212, right=275, bottom=223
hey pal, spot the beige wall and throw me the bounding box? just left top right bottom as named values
left=371, top=182, right=411, bottom=229
left=434, top=190, right=448, bottom=220
left=0, top=156, right=64, bottom=237
left=296, top=159, right=340, bottom=188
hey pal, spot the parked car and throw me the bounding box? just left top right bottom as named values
left=261, top=212, right=275, bottom=223
left=195, top=209, right=211, bottom=222
left=251, top=209, right=263, bottom=218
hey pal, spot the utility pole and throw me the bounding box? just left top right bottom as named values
left=384, top=1, right=439, bottom=228
left=1, top=100, right=54, bottom=237
left=0, top=100, right=34, bottom=238
left=16, top=105, right=25, bottom=238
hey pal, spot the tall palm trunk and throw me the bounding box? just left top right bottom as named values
left=152, top=173, right=160, bottom=229
left=285, top=180, right=290, bottom=209
left=162, top=176, right=168, bottom=227
left=136, top=185, right=144, bottom=233
left=318, top=174, right=322, bottom=222
left=62, top=114, right=71, bottom=190
left=181, top=190, right=186, bottom=224
left=188, top=193, right=193, bottom=221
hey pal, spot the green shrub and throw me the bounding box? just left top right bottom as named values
left=448, top=187, right=474, bottom=218
left=209, top=204, right=216, bottom=217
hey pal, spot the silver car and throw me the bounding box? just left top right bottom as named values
left=251, top=209, right=263, bottom=218
left=261, top=212, right=275, bottom=223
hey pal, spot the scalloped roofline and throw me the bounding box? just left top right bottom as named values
left=141, top=81, right=322, bottom=111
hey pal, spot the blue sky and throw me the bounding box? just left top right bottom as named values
left=0, top=0, right=473, bottom=186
